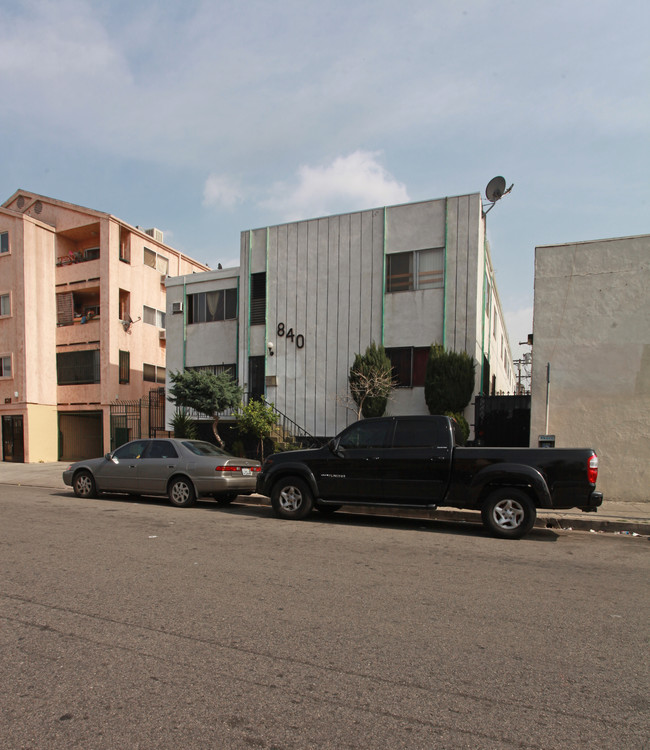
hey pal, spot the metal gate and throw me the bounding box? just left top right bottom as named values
left=109, top=388, right=169, bottom=450
left=474, top=394, right=531, bottom=447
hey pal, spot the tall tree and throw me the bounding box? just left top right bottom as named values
left=168, top=370, right=242, bottom=447
left=348, top=342, right=394, bottom=419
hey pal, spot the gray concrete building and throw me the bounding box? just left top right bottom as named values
left=166, top=194, right=515, bottom=438
left=530, top=234, right=650, bottom=503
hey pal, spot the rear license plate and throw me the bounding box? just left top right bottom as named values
left=241, top=468, right=252, bottom=476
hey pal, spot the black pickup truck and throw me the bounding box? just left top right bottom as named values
left=257, top=415, right=603, bottom=538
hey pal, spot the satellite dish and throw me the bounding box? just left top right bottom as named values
left=484, top=176, right=513, bottom=213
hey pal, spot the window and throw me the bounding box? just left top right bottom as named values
left=386, top=347, right=429, bottom=387
left=143, top=363, right=166, bottom=383
left=0, top=232, right=8, bottom=254
left=0, top=293, right=10, bottom=317
left=188, top=363, right=237, bottom=379
left=386, top=249, right=443, bottom=292
left=119, top=350, right=130, bottom=384
left=114, top=440, right=149, bottom=460
left=187, top=289, right=238, bottom=324
left=250, top=272, right=266, bottom=325
left=339, top=420, right=392, bottom=450
left=56, top=350, right=100, bottom=385
left=0, top=354, right=12, bottom=378
left=83, top=247, right=100, bottom=261
left=144, top=441, right=178, bottom=459
left=393, top=418, right=447, bottom=448
left=143, top=247, right=169, bottom=274
left=143, top=305, right=165, bottom=328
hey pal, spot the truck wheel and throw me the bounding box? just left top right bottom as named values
left=73, top=470, right=97, bottom=499
left=271, top=476, right=314, bottom=520
left=168, top=477, right=196, bottom=507
left=481, top=488, right=536, bottom=539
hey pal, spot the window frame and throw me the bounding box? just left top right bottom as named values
left=119, top=350, right=130, bottom=384
left=0, top=292, right=10, bottom=317
left=56, top=349, right=100, bottom=385
left=386, top=346, right=429, bottom=387
left=143, top=363, right=166, bottom=384
left=0, top=353, right=12, bottom=378
left=187, top=289, right=238, bottom=325
left=0, top=232, right=9, bottom=255
left=143, top=305, right=165, bottom=328
left=386, top=248, right=444, bottom=293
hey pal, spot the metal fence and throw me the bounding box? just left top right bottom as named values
left=109, top=388, right=170, bottom=450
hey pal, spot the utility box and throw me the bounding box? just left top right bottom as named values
left=538, top=434, right=556, bottom=448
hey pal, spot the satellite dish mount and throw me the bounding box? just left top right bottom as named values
left=483, top=176, right=513, bottom=214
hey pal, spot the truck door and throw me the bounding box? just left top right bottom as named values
left=381, top=417, right=451, bottom=504
left=318, top=419, right=393, bottom=502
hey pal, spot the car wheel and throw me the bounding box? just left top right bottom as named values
left=481, top=488, right=536, bottom=539
left=271, top=476, right=314, bottom=520
left=73, top=470, right=97, bottom=499
left=168, top=477, right=196, bottom=507
left=315, top=503, right=341, bottom=515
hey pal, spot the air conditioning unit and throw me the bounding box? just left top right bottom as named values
left=160, top=273, right=167, bottom=285
left=159, top=329, right=166, bottom=341
left=172, top=301, right=183, bottom=314
left=145, top=227, right=164, bottom=243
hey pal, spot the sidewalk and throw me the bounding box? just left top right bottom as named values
left=1, top=461, right=648, bottom=536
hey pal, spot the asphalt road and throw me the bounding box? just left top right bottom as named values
left=1, top=486, right=648, bottom=750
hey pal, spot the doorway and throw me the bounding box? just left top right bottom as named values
left=2, top=415, right=25, bottom=462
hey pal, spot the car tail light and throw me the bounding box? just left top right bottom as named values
left=587, top=454, right=598, bottom=484
left=215, top=466, right=240, bottom=472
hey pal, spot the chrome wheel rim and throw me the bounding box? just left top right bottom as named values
left=75, top=475, right=93, bottom=496
left=171, top=482, right=190, bottom=504
left=278, top=485, right=303, bottom=512
left=491, top=498, right=525, bottom=530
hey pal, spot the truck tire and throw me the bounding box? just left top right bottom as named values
left=481, top=488, right=536, bottom=539
left=271, top=476, right=314, bottom=520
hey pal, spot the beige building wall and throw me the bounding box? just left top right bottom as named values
left=530, top=234, right=650, bottom=503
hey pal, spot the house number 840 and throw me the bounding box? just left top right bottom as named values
left=277, top=322, right=305, bottom=349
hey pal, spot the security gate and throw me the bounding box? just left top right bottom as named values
left=109, top=388, right=168, bottom=450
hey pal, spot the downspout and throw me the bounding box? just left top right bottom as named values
left=442, top=199, right=449, bottom=349
left=182, top=277, right=187, bottom=370
left=381, top=207, right=387, bottom=345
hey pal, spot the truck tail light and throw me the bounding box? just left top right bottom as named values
left=587, top=454, right=599, bottom=484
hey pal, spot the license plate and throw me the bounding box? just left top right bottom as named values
left=241, top=468, right=252, bottom=476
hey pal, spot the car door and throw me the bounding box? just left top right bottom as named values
left=137, top=440, right=181, bottom=495
left=380, top=417, right=451, bottom=504
left=318, top=419, right=393, bottom=502
left=94, top=440, right=149, bottom=493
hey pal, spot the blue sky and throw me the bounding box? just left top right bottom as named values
left=2, top=0, right=648, bottom=358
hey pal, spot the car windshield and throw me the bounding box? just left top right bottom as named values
left=181, top=440, right=231, bottom=457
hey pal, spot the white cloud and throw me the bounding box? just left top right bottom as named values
left=203, top=174, right=244, bottom=210
left=261, top=151, right=409, bottom=221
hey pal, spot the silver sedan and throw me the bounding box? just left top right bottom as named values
left=63, top=438, right=261, bottom=507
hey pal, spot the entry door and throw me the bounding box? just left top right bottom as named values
left=248, top=356, right=265, bottom=400
left=2, top=415, right=24, bottom=463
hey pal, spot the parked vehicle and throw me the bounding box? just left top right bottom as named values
left=63, top=438, right=261, bottom=507
left=257, top=416, right=603, bottom=538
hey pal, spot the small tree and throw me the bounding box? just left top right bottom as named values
left=348, top=342, right=394, bottom=419
left=167, top=369, right=242, bottom=448
left=424, top=344, right=476, bottom=414
left=237, top=398, right=278, bottom=461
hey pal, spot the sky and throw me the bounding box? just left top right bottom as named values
left=1, top=0, right=648, bottom=361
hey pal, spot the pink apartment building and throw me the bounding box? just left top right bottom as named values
left=0, top=190, right=208, bottom=463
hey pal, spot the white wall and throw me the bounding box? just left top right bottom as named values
left=530, top=234, right=650, bottom=503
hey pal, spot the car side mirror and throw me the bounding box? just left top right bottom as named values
left=328, top=438, right=344, bottom=458
left=104, top=452, right=112, bottom=460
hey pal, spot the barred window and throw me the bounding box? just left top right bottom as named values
left=57, top=350, right=100, bottom=385
left=119, top=350, right=130, bottom=384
